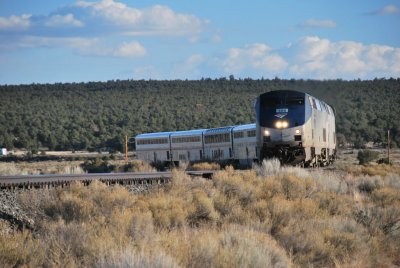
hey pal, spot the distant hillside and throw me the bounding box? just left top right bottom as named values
left=0, top=78, right=399, bottom=151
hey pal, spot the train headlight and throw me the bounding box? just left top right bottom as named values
left=264, top=130, right=270, bottom=136
left=275, top=121, right=288, bottom=129
left=295, top=129, right=301, bottom=134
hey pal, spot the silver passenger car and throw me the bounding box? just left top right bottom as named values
left=135, top=131, right=172, bottom=163
left=170, top=129, right=206, bottom=162
left=232, top=124, right=257, bottom=166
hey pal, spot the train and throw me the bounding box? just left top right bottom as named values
left=135, top=90, right=336, bottom=167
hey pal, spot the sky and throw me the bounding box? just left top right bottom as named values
left=0, top=0, right=399, bottom=84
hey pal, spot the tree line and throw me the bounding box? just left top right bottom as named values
left=0, top=78, right=399, bottom=152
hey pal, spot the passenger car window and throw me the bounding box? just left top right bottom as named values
left=315, top=100, right=322, bottom=111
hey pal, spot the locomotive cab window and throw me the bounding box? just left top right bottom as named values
left=286, top=98, right=304, bottom=105
left=259, top=91, right=306, bottom=128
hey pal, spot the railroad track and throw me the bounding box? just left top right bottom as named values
left=0, top=170, right=216, bottom=190
left=0, top=165, right=338, bottom=190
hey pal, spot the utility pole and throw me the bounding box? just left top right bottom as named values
left=387, top=130, right=390, bottom=164
left=125, top=135, right=128, bottom=164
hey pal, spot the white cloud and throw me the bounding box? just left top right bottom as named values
left=220, top=43, right=288, bottom=75
left=0, top=14, right=31, bottom=30
left=12, top=36, right=146, bottom=58
left=45, top=14, right=84, bottom=27
left=112, top=41, right=146, bottom=57
left=76, top=0, right=206, bottom=36
left=298, top=19, right=337, bottom=29
left=370, top=5, right=399, bottom=15
left=14, top=36, right=99, bottom=50
left=216, top=37, right=400, bottom=79
left=288, top=36, right=400, bottom=78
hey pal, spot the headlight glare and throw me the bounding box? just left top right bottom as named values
left=275, top=120, right=289, bottom=129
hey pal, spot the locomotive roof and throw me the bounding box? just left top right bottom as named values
left=260, top=90, right=305, bottom=97
left=260, top=90, right=334, bottom=111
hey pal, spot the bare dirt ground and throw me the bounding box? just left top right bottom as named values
left=1, top=149, right=399, bottom=176
left=336, top=148, right=400, bottom=167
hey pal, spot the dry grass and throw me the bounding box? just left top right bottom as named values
left=0, top=161, right=85, bottom=175
left=188, top=161, right=221, bottom=171
left=1, top=159, right=400, bottom=267
left=115, top=160, right=156, bottom=172
left=344, top=163, right=400, bottom=177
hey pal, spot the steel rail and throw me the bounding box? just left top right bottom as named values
left=0, top=170, right=217, bottom=189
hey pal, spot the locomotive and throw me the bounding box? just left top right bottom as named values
left=135, top=90, right=336, bottom=167
left=255, top=90, right=336, bottom=167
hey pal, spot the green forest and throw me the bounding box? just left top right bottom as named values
left=0, top=78, right=399, bottom=152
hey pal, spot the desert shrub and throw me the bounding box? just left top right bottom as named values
left=0, top=230, right=46, bottom=267
left=171, top=169, right=192, bottom=187
left=280, top=173, right=316, bottom=200
left=81, top=158, right=114, bottom=173
left=184, top=225, right=291, bottom=268
left=247, top=199, right=270, bottom=222
left=122, top=160, right=156, bottom=172
left=217, top=225, right=291, bottom=268
left=345, top=164, right=400, bottom=177
left=186, top=230, right=219, bottom=268
left=314, top=192, right=353, bottom=216
left=129, top=208, right=154, bottom=244
left=61, top=164, right=86, bottom=174
left=384, top=173, right=400, bottom=189
left=189, top=161, right=221, bottom=171
left=353, top=204, right=400, bottom=236
left=277, top=218, right=368, bottom=267
left=281, top=165, right=310, bottom=179
left=0, top=162, right=20, bottom=175
left=267, top=196, right=293, bottom=235
left=357, top=150, right=380, bottom=165
left=89, top=183, right=135, bottom=217
left=188, top=189, right=219, bottom=226
left=213, top=169, right=260, bottom=208
left=310, top=170, right=348, bottom=194
left=362, top=164, right=400, bottom=177
left=260, top=178, right=282, bottom=199
left=43, top=181, right=135, bottom=223
left=253, top=158, right=281, bottom=177
left=42, top=221, right=91, bottom=267
left=357, top=175, right=383, bottom=194
left=149, top=195, right=187, bottom=230
left=371, top=187, right=400, bottom=207
left=212, top=190, right=240, bottom=219
left=4, top=163, right=400, bottom=267
left=213, top=171, right=243, bottom=199
left=96, top=248, right=179, bottom=268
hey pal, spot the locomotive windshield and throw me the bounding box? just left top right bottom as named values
left=258, top=91, right=306, bottom=128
